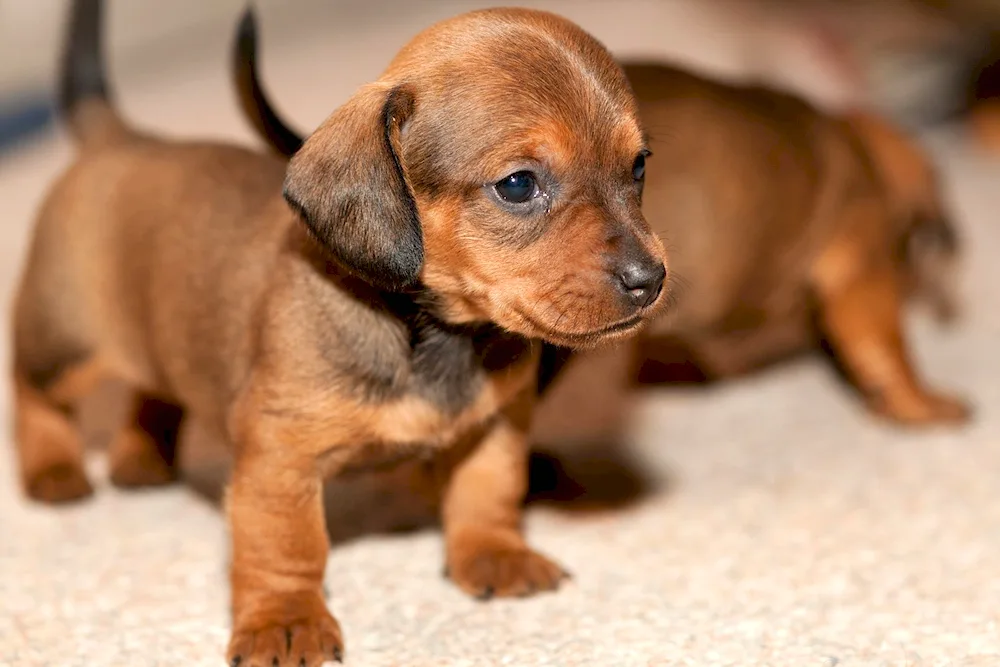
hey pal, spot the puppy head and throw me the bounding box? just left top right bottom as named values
left=845, top=111, right=962, bottom=323
left=283, top=9, right=667, bottom=348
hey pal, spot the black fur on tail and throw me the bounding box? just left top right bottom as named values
left=234, top=7, right=304, bottom=158
left=59, top=0, right=110, bottom=119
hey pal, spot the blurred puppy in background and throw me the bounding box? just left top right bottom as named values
left=234, top=13, right=967, bottom=427
left=628, top=71, right=965, bottom=425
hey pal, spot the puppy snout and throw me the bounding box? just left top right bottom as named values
left=617, top=257, right=665, bottom=309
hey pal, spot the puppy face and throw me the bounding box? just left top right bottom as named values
left=284, top=9, right=667, bottom=348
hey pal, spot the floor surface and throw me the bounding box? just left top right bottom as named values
left=2, top=2, right=999, bottom=665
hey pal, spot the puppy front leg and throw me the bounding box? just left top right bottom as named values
left=817, top=261, right=970, bottom=426
left=443, top=393, right=569, bottom=599
left=226, top=442, right=343, bottom=667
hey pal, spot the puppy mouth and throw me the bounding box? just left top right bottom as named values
left=515, top=310, right=645, bottom=344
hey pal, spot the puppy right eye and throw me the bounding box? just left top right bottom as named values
left=494, top=171, right=539, bottom=204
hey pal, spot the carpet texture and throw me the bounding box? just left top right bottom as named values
left=2, top=2, right=999, bottom=665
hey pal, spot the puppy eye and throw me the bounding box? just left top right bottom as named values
left=494, top=171, right=539, bottom=204
left=632, top=151, right=649, bottom=181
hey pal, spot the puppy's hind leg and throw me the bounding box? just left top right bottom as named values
left=108, top=392, right=184, bottom=488
left=11, top=234, right=104, bottom=503
left=12, top=361, right=98, bottom=504
left=813, top=236, right=970, bottom=426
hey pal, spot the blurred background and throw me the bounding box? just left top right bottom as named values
left=3, top=0, right=1000, bottom=152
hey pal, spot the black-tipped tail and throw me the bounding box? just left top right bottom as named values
left=58, top=0, right=127, bottom=146
left=59, top=0, right=108, bottom=116
left=234, top=7, right=304, bottom=158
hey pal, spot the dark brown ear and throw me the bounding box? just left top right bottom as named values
left=283, top=83, right=421, bottom=290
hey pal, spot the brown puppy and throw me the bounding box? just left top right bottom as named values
left=234, top=19, right=967, bottom=426
left=12, top=2, right=667, bottom=665
left=627, top=65, right=967, bottom=425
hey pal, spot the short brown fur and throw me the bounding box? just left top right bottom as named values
left=12, top=4, right=668, bottom=666
left=234, top=30, right=968, bottom=426
left=627, top=63, right=967, bottom=424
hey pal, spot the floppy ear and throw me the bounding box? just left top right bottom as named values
left=283, top=83, right=422, bottom=290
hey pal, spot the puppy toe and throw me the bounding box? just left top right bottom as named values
left=873, top=390, right=972, bottom=427
left=26, top=463, right=94, bottom=504
left=447, top=529, right=568, bottom=599
left=228, top=603, right=343, bottom=667
left=108, top=436, right=177, bottom=488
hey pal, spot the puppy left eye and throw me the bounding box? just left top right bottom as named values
left=495, top=171, right=539, bottom=204
left=632, top=151, right=649, bottom=181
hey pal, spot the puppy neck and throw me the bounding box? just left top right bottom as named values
left=293, top=224, right=533, bottom=412
left=381, top=288, right=535, bottom=416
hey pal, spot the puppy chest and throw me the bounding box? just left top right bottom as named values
left=324, top=393, right=501, bottom=477
left=328, top=336, right=536, bottom=470
left=405, top=322, right=532, bottom=409
left=299, top=318, right=537, bottom=478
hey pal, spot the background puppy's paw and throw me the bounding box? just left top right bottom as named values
left=446, top=528, right=569, bottom=599
left=871, top=390, right=972, bottom=427
left=25, top=463, right=94, bottom=504
left=108, top=429, right=177, bottom=488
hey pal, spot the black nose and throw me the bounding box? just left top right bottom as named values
left=618, top=260, right=666, bottom=308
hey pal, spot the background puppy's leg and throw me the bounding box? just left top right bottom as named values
left=643, top=320, right=816, bottom=384
left=816, top=259, right=970, bottom=426
left=442, top=392, right=568, bottom=599
left=12, top=273, right=101, bottom=503
left=108, top=392, right=184, bottom=488
left=225, top=419, right=343, bottom=667
left=633, top=335, right=710, bottom=385
left=13, top=373, right=94, bottom=503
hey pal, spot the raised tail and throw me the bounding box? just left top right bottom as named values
left=59, top=0, right=129, bottom=147
left=233, top=7, right=304, bottom=158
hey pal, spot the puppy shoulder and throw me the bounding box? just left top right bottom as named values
left=256, top=246, right=412, bottom=403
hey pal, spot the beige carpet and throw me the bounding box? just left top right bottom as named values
left=2, top=2, right=1000, bottom=665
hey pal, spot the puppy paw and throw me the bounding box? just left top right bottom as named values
left=871, top=390, right=972, bottom=427
left=446, top=528, right=570, bottom=599
left=25, top=463, right=94, bottom=504
left=108, top=430, right=177, bottom=489
left=228, top=596, right=343, bottom=667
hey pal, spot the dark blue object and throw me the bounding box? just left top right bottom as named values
left=0, top=97, right=56, bottom=152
